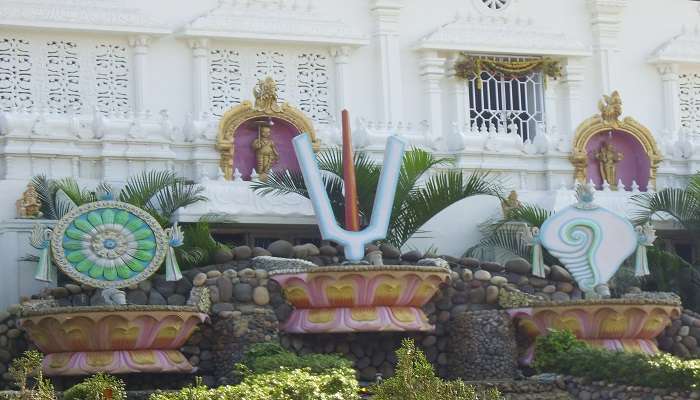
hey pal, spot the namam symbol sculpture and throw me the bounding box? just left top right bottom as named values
left=268, top=110, right=450, bottom=333
left=21, top=199, right=207, bottom=376
left=509, top=183, right=679, bottom=364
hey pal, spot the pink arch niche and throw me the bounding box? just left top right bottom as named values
left=585, top=130, right=651, bottom=191
left=232, top=117, right=302, bottom=180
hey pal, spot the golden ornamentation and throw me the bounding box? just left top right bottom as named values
left=454, top=54, right=562, bottom=89
left=252, top=120, right=279, bottom=181
left=216, top=76, right=320, bottom=180
left=598, top=91, right=622, bottom=128
left=595, top=141, right=624, bottom=189
left=16, top=184, right=42, bottom=219
left=570, top=91, right=662, bottom=187
left=501, top=190, right=522, bottom=217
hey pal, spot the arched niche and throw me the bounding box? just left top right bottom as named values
left=216, top=77, right=320, bottom=180
left=569, top=91, right=662, bottom=191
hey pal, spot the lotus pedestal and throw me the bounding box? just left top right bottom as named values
left=19, top=306, right=208, bottom=376
left=507, top=299, right=681, bottom=365
left=270, top=265, right=450, bottom=333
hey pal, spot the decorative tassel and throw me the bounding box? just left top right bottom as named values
left=523, top=226, right=546, bottom=278
left=634, top=222, right=655, bottom=278
left=165, top=224, right=184, bottom=282
left=634, top=245, right=650, bottom=277
left=34, top=246, right=54, bottom=282
left=30, top=224, right=55, bottom=282
left=531, top=241, right=546, bottom=278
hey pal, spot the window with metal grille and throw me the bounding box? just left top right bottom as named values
left=467, top=56, right=546, bottom=142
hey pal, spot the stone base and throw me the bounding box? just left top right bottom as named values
left=447, top=310, right=519, bottom=381
left=282, top=306, right=433, bottom=333
left=44, top=350, right=194, bottom=376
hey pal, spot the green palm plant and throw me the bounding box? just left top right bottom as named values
left=251, top=147, right=502, bottom=248
left=632, top=172, right=700, bottom=263
left=467, top=202, right=561, bottom=265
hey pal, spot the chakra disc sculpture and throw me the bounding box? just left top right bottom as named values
left=22, top=200, right=204, bottom=376
left=50, top=201, right=168, bottom=288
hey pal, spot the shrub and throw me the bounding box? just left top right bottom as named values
left=372, top=339, right=501, bottom=400
left=149, top=368, right=360, bottom=400
left=240, top=342, right=352, bottom=375
left=6, top=350, right=55, bottom=400
left=63, top=373, right=126, bottom=400
left=534, top=330, right=700, bottom=390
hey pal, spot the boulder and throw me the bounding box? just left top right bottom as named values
left=504, top=258, right=531, bottom=274
left=401, top=250, right=422, bottom=262
left=233, top=246, right=253, bottom=260
left=379, top=244, right=401, bottom=259
left=268, top=240, right=294, bottom=258
left=253, top=287, right=270, bottom=305
left=212, top=247, right=234, bottom=264
left=233, top=283, right=253, bottom=302
left=252, top=247, right=272, bottom=257
left=550, top=265, right=573, bottom=282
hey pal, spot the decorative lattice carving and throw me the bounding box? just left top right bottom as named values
left=467, top=56, right=545, bottom=141
left=254, top=51, right=286, bottom=102
left=46, top=40, right=81, bottom=113
left=480, top=0, right=511, bottom=11
left=296, top=53, right=331, bottom=124
left=0, top=38, right=33, bottom=111
left=680, top=73, right=700, bottom=133
left=210, top=48, right=242, bottom=117
left=94, top=44, right=129, bottom=114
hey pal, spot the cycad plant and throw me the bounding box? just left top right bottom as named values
left=632, top=172, right=700, bottom=263
left=30, top=170, right=220, bottom=269
left=467, top=202, right=561, bottom=265
left=251, top=148, right=502, bottom=248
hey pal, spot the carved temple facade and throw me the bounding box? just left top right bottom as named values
left=0, top=0, right=700, bottom=267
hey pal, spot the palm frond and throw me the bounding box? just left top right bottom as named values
left=251, top=169, right=309, bottom=198
left=467, top=225, right=531, bottom=260
left=148, top=179, right=206, bottom=224
left=631, top=188, right=700, bottom=231
left=30, top=175, right=58, bottom=220
left=54, top=178, right=96, bottom=206
left=54, top=189, right=78, bottom=219
left=484, top=202, right=552, bottom=235
left=118, top=170, right=181, bottom=209
left=386, top=170, right=501, bottom=247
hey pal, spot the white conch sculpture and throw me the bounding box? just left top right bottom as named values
left=528, top=183, right=654, bottom=297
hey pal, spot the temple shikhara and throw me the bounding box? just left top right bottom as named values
left=0, top=1, right=699, bottom=399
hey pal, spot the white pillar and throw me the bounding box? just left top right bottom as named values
left=561, top=58, right=586, bottom=136
left=371, top=0, right=403, bottom=122
left=330, top=46, right=353, bottom=114
left=446, top=53, right=469, bottom=131
left=128, top=35, right=151, bottom=117
left=657, top=63, right=681, bottom=141
left=587, top=0, right=627, bottom=94
left=544, top=78, right=560, bottom=135
left=188, top=38, right=210, bottom=119
left=418, top=50, right=446, bottom=146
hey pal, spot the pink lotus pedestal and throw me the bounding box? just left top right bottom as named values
left=507, top=299, right=681, bottom=365
left=270, top=265, right=450, bottom=333
left=19, top=306, right=208, bottom=376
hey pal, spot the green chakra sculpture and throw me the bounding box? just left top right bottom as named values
left=31, top=201, right=183, bottom=288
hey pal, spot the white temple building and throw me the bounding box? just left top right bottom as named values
left=0, top=0, right=699, bottom=306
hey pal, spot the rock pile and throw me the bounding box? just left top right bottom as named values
left=658, top=309, right=700, bottom=358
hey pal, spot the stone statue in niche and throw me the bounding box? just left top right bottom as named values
left=595, top=141, right=623, bottom=189
left=252, top=120, right=279, bottom=181
left=17, top=184, right=42, bottom=219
